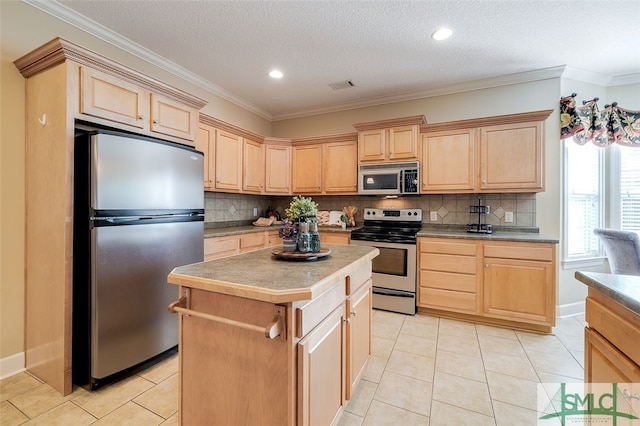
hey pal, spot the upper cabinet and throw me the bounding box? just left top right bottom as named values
left=199, top=114, right=265, bottom=194
left=79, top=66, right=200, bottom=143
left=421, top=110, right=552, bottom=193
left=353, top=115, right=426, bottom=163
left=264, top=138, right=291, bottom=195
left=291, top=134, right=358, bottom=195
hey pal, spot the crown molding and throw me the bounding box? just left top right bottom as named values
left=272, top=66, right=567, bottom=121
left=421, top=109, right=554, bottom=133
left=199, top=113, right=264, bottom=142
left=22, top=0, right=273, bottom=120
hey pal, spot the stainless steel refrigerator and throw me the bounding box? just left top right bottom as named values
left=73, top=129, right=204, bottom=390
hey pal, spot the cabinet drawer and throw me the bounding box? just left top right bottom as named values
left=239, top=232, right=267, bottom=252
left=419, top=288, right=476, bottom=313
left=484, top=243, right=553, bottom=261
left=296, top=280, right=346, bottom=338
left=267, top=230, right=281, bottom=247
left=321, top=233, right=350, bottom=245
left=419, top=239, right=477, bottom=256
left=346, top=263, right=372, bottom=295
left=420, top=253, right=476, bottom=274
left=586, top=297, right=640, bottom=366
left=204, top=236, right=239, bottom=260
left=420, top=270, right=476, bottom=293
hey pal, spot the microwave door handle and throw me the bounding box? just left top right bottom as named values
left=399, top=170, right=404, bottom=193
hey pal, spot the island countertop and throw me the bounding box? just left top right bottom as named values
left=168, top=244, right=379, bottom=303
left=575, top=271, right=640, bottom=315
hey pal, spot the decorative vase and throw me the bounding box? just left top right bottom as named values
left=282, top=238, right=297, bottom=252
left=341, top=222, right=347, bottom=230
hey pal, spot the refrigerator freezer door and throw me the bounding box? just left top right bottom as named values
left=91, top=132, right=204, bottom=211
left=91, top=220, right=203, bottom=380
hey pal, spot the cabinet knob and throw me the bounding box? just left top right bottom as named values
left=153, top=119, right=158, bottom=124
left=344, top=318, right=351, bottom=324
left=485, top=263, right=489, bottom=268
left=351, top=310, right=357, bottom=317
left=138, top=115, right=145, bottom=120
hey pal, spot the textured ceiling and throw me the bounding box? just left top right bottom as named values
left=48, top=0, right=640, bottom=120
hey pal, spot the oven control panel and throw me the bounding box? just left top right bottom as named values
left=363, top=208, right=422, bottom=222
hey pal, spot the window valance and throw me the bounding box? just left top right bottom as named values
left=560, top=93, right=640, bottom=147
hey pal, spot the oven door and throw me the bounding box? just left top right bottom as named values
left=351, top=239, right=416, bottom=315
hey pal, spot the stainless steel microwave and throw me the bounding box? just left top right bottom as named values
left=357, top=161, right=420, bottom=195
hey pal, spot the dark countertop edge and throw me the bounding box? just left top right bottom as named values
left=204, top=224, right=357, bottom=238
left=575, top=271, right=640, bottom=315
left=416, top=230, right=559, bottom=244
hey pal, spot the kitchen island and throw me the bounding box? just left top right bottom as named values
left=167, top=244, right=379, bottom=426
left=575, top=271, right=640, bottom=385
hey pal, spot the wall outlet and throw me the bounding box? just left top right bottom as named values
left=504, top=211, right=514, bottom=223
left=253, top=207, right=258, bottom=216
left=430, top=211, right=438, bottom=221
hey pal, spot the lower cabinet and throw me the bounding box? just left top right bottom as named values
left=298, top=305, right=346, bottom=426
left=204, top=230, right=280, bottom=260
left=320, top=232, right=351, bottom=245
left=418, top=237, right=556, bottom=332
left=177, top=262, right=372, bottom=425
left=585, top=327, right=640, bottom=384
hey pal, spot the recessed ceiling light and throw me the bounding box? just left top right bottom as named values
left=269, top=69, right=283, bottom=79
left=432, top=28, right=453, bottom=41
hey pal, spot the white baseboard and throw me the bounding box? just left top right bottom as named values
left=556, top=301, right=585, bottom=319
left=0, top=352, right=25, bottom=380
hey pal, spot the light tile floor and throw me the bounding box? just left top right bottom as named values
left=1, top=311, right=585, bottom=425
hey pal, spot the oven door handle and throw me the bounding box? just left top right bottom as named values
left=372, top=288, right=415, bottom=298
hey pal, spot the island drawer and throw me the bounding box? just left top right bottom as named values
left=346, top=263, right=372, bottom=295
left=295, top=280, right=346, bottom=338
left=586, top=296, right=640, bottom=366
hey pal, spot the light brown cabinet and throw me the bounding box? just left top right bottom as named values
left=418, top=239, right=480, bottom=314
left=354, top=116, right=426, bottom=163
left=292, top=144, right=323, bottom=194
left=320, top=233, right=351, bottom=245
left=323, top=140, right=358, bottom=193
left=204, top=230, right=278, bottom=261
left=421, top=110, right=551, bottom=193
left=584, top=288, right=640, bottom=384
left=418, top=237, right=556, bottom=332
left=298, top=304, right=346, bottom=426
left=80, top=66, right=198, bottom=142
left=242, top=138, right=264, bottom=193
left=345, top=278, right=371, bottom=399
left=421, top=129, right=475, bottom=192
left=196, top=123, right=216, bottom=190
left=482, top=242, right=555, bottom=327
left=264, top=140, right=291, bottom=195
left=214, top=129, right=243, bottom=192
left=14, top=38, right=206, bottom=395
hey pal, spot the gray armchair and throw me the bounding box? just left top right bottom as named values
left=594, top=228, right=640, bottom=275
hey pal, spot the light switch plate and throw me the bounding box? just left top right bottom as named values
left=253, top=207, right=258, bottom=216
left=430, top=211, right=438, bottom=221
left=505, top=211, right=514, bottom=223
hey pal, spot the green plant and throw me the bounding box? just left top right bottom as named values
left=285, top=196, right=318, bottom=221
left=340, top=214, right=349, bottom=224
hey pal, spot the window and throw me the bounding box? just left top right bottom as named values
left=612, top=145, right=640, bottom=232
left=564, top=141, right=603, bottom=261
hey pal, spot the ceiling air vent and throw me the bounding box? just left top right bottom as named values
left=329, top=80, right=356, bottom=90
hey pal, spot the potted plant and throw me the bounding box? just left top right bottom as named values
left=340, top=214, right=349, bottom=230
left=278, top=219, right=299, bottom=251
left=285, top=195, right=318, bottom=223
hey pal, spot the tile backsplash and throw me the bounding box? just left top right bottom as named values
left=205, top=192, right=536, bottom=229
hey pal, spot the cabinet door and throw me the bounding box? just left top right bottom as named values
left=422, top=130, right=475, bottom=192
left=150, top=93, right=198, bottom=142
left=197, top=124, right=215, bottom=190
left=298, top=305, right=345, bottom=426
left=323, top=141, right=357, bottom=194
left=585, top=327, right=640, bottom=384
left=243, top=139, right=264, bottom=193
left=358, top=129, right=386, bottom=162
left=389, top=125, right=419, bottom=161
left=292, top=145, right=322, bottom=194
left=483, top=257, right=554, bottom=325
left=346, top=280, right=371, bottom=400
left=215, top=130, right=243, bottom=192
left=80, top=66, right=147, bottom=129
left=264, top=144, right=291, bottom=194
left=480, top=122, right=543, bottom=191
left=239, top=232, right=267, bottom=253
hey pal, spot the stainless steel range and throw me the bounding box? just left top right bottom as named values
left=350, top=208, right=422, bottom=315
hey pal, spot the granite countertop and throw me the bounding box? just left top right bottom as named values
left=416, top=229, right=559, bottom=244
left=575, top=271, right=640, bottom=315
left=168, top=244, right=379, bottom=303
left=204, top=224, right=357, bottom=238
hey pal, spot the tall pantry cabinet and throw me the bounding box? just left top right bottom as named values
left=14, top=38, right=206, bottom=395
